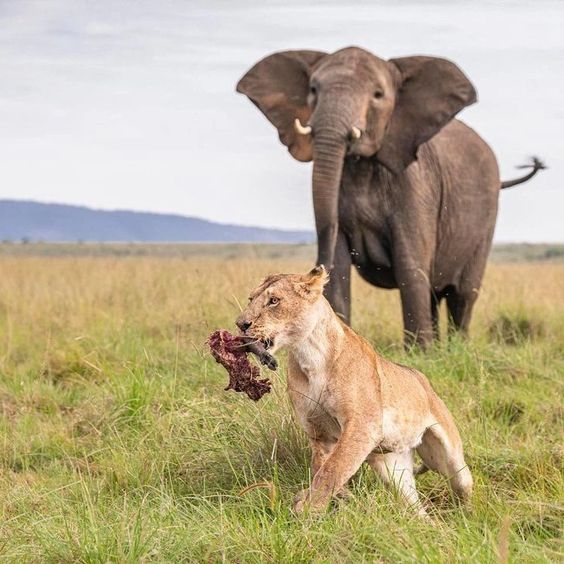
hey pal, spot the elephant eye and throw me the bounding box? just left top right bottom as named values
left=310, top=85, right=317, bottom=95
left=373, top=90, right=384, bottom=99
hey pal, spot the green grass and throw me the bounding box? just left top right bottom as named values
left=0, top=254, right=562, bottom=562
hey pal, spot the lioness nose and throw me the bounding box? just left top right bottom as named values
left=237, top=318, right=252, bottom=332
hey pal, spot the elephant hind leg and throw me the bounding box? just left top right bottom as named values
left=446, top=290, right=478, bottom=334
left=430, top=293, right=440, bottom=340
left=447, top=239, right=492, bottom=334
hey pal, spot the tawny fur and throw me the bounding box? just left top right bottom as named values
left=236, top=267, right=473, bottom=516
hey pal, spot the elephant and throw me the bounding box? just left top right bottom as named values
left=236, top=47, right=544, bottom=348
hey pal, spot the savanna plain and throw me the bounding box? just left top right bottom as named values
left=0, top=244, right=562, bottom=562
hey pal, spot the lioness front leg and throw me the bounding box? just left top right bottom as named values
left=295, top=438, right=350, bottom=507
left=294, top=423, right=376, bottom=514
left=310, top=437, right=334, bottom=476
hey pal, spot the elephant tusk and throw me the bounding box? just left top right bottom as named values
left=351, top=126, right=362, bottom=140
left=294, top=118, right=312, bottom=135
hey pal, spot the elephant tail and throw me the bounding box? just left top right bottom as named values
left=500, top=157, right=546, bottom=189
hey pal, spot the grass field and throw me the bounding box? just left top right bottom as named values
left=0, top=246, right=562, bottom=562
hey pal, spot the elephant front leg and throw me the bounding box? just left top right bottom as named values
left=293, top=423, right=376, bottom=514
left=323, top=231, right=352, bottom=324
left=396, top=268, right=434, bottom=348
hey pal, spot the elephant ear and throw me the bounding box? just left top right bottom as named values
left=377, top=56, right=477, bottom=174
left=236, top=50, right=327, bottom=162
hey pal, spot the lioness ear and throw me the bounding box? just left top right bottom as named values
left=295, top=265, right=329, bottom=298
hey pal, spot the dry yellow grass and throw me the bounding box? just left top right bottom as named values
left=1, top=257, right=562, bottom=349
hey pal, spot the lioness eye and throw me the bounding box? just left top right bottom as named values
left=268, top=297, right=279, bottom=306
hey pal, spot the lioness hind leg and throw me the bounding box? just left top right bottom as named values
left=367, top=451, right=427, bottom=517
left=416, top=424, right=473, bottom=503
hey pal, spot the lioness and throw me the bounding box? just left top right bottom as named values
left=236, top=266, right=472, bottom=516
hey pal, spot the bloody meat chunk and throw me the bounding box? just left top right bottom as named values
left=207, top=329, right=276, bottom=401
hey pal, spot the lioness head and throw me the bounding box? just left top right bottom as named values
left=236, top=266, right=329, bottom=353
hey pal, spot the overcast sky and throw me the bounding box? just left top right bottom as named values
left=0, top=0, right=562, bottom=241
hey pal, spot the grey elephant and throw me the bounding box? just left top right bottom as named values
left=237, top=47, right=544, bottom=347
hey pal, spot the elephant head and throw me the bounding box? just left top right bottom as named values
left=237, top=47, right=476, bottom=268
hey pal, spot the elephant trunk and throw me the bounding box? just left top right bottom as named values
left=312, top=130, right=348, bottom=269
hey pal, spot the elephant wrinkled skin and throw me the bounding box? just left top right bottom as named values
left=237, top=47, right=543, bottom=347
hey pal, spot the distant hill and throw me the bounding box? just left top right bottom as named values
left=0, top=200, right=314, bottom=243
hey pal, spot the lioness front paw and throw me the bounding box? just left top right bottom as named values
left=292, top=488, right=309, bottom=514
left=292, top=489, right=329, bottom=515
